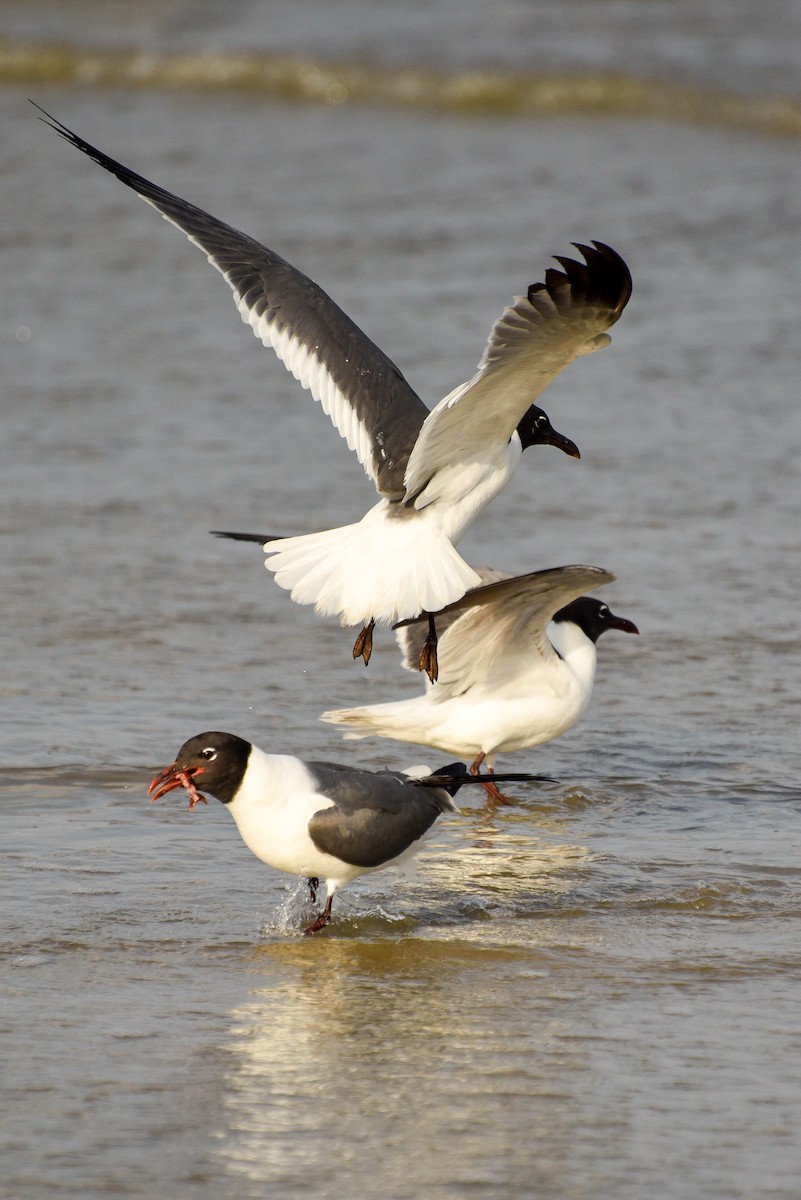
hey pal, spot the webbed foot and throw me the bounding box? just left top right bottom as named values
left=303, top=895, right=333, bottom=935
left=418, top=613, right=438, bottom=682
left=352, top=620, right=375, bottom=665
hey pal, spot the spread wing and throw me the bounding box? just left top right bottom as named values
left=37, top=105, right=428, bottom=500
left=421, top=564, right=616, bottom=700
left=403, top=242, right=631, bottom=502
left=394, top=566, right=511, bottom=671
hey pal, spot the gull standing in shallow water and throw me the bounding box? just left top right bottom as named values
left=38, top=105, right=631, bottom=678
left=148, top=731, right=549, bottom=933
left=322, top=565, right=639, bottom=801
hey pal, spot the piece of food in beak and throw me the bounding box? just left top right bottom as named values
left=148, top=764, right=208, bottom=810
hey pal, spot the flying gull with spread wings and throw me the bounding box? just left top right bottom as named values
left=38, top=105, right=631, bottom=679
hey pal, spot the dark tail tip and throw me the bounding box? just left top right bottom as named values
left=210, top=530, right=283, bottom=545
left=421, top=764, right=558, bottom=796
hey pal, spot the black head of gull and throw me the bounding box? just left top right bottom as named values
left=516, top=405, right=580, bottom=457
left=322, top=564, right=638, bottom=801
left=148, top=731, right=550, bottom=932
left=551, top=596, right=639, bottom=643
left=37, top=105, right=631, bottom=680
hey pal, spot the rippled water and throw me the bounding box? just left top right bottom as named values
left=4, top=2, right=801, bottom=1197
left=4, top=0, right=801, bottom=133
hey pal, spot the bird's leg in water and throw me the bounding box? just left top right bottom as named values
left=469, top=751, right=512, bottom=805
left=304, top=894, right=333, bottom=935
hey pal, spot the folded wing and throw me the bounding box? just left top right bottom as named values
left=306, top=764, right=453, bottom=867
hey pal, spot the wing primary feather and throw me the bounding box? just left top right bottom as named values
left=34, top=102, right=429, bottom=499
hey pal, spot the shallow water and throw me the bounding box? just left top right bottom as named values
left=4, top=3, right=801, bottom=1197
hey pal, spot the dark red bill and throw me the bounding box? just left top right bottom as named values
left=148, top=764, right=208, bottom=810
left=609, top=615, right=639, bottom=635
left=548, top=428, right=581, bottom=460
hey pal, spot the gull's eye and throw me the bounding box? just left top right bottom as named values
left=598, top=606, right=609, bottom=619
left=536, top=414, right=548, bottom=428
left=200, top=748, right=217, bottom=761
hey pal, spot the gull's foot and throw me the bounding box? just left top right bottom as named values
left=482, top=779, right=515, bottom=805
left=469, top=756, right=513, bottom=805
left=303, top=896, right=333, bottom=935
left=418, top=613, right=438, bottom=682
left=352, top=620, right=375, bottom=666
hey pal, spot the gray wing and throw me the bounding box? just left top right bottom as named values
left=39, top=107, right=428, bottom=500
left=403, top=243, right=631, bottom=502
left=306, top=763, right=453, bottom=868
left=395, top=566, right=511, bottom=672
left=423, top=564, right=617, bottom=700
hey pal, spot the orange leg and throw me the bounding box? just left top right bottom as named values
left=469, top=753, right=513, bottom=805
left=304, top=894, right=333, bottom=935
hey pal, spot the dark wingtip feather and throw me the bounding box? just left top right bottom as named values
left=32, top=99, right=183, bottom=210
left=527, top=240, right=632, bottom=321
left=577, top=240, right=633, bottom=313
left=33, top=100, right=112, bottom=163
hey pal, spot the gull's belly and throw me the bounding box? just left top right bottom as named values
left=414, top=445, right=520, bottom=543
left=428, top=680, right=587, bottom=757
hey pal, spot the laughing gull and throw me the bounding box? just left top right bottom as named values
left=148, top=731, right=548, bottom=932
left=38, top=105, right=631, bottom=679
left=321, top=565, right=639, bottom=800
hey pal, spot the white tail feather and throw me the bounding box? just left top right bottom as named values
left=321, top=700, right=426, bottom=740
left=263, top=502, right=481, bottom=626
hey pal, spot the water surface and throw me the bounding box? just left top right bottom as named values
left=3, top=4, right=801, bottom=1197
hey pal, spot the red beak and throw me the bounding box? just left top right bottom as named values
left=609, top=615, right=639, bottom=636
left=547, top=428, right=581, bottom=460
left=148, top=763, right=208, bottom=810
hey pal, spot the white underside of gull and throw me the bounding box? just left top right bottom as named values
left=224, top=749, right=367, bottom=894
left=263, top=436, right=522, bottom=625
left=323, top=620, right=599, bottom=766
left=224, top=747, right=443, bottom=899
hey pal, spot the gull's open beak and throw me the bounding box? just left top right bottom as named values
left=148, top=763, right=208, bottom=810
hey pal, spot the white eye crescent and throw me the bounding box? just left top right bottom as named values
left=201, top=748, right=217, bottom=761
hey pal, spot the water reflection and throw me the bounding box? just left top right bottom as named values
left=214, top=938, right=605, bottom=1196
